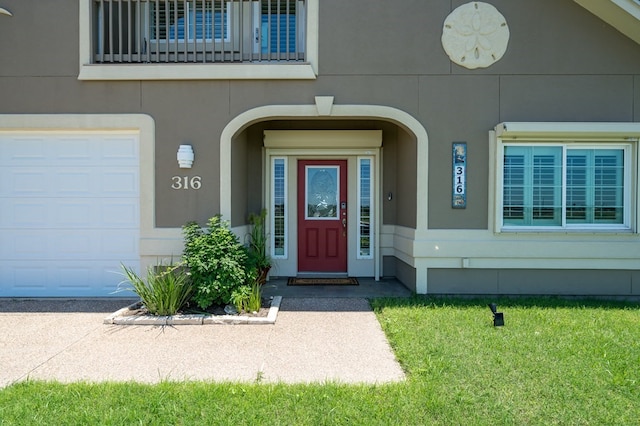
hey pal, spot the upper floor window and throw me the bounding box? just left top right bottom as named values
left=94, top=0, right=304, bottom=63
left=79, top=0, right=318, bottom=80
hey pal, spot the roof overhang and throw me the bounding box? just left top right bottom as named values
left=574, top=0, right=640, bottom=45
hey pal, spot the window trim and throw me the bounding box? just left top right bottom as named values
left=271, top=157, right=287, bottom=259
left=357, top=156, right=374, bottom=259
left=493, top=122, right=640, bottom=234
left=501, top=143, right=631, bottom=230
left=78, top=0, right=318, bottom=80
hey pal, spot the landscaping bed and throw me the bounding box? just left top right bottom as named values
left=104, top=295, right=281, bottom=325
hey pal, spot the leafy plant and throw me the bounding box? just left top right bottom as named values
left=230, top=285, right=251, bottom=313
left=230, top=270, right=262, bottom=313
left=182, top=216, right=248, bottom=309
left=118, top=262, right=193, bottom=316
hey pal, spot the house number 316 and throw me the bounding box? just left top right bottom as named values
left=171, top=176, right=202, bottom=190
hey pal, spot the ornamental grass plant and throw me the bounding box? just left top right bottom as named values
left=119, top=263, right=193, bottom=316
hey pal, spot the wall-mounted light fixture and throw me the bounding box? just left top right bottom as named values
left=0, top=8, right=12, bottom=16
left=177, top=144, right=194, bottom=168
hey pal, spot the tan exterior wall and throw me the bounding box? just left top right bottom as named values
left=428, top=269, right=640, bottom=297
left=395, top=258, right=417, bottom=293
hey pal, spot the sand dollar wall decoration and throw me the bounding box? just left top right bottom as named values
left=442, top=2, right=509, bottom=69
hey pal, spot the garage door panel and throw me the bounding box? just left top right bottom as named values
left=8, top=234, right=48, bottom=258
left=101, top=200, right=139, bottom=227
left=2, top=198, right=138, bottom=229
left=1, top=169, right=139, bottom=197
left=56, top=169, right=96, bottom=195
left=57, top=201, right=94, bottom=226
left=0, top=137, right=49, bottom=165
left=56, top=198, right=139, bottom=228
left=0, top=168, right=92, bottom=196
left=58, top=266, right=93, bottom=287
left=55, top=137, right=95, bottom=161
left=1, top=229, right=138, bottom=260
left=100, top=136, right=139, bottom=165
left=13, top=170, right=49, bottom=194
left=2, top=264, right=48, bottom=291
left=101, top=169, right=139, bottom=195
left=57, top=234, right=98, bottom=258
left=1, top=135, right=138, bottom=163
left=0, top=260, right=137, bottom=297
left=0, top=131, right=140, bottom=297
left=100, top=231, right=139, bottom=258
left=1, top=199, right=50, bottom=227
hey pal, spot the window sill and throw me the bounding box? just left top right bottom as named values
left=78, top=63, right=317, bottom=81
left=498, top=227, right=634, bottom=234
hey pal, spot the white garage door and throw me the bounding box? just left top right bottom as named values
left=0, top=132, right=140, bottom=297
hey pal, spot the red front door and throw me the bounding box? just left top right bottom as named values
left=298, top=160, right=348, bottom=272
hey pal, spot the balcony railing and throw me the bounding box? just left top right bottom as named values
left=93, top=0, right=306, bottom=64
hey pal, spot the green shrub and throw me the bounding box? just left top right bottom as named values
left=119, top=263, right=193, bottom=316
left=182, top=216, right=248, bottom=309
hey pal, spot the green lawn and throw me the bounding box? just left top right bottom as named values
left=1, top=297, right=638, bottom=425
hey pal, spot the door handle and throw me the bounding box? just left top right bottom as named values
left=342, top=218, right=347, bottom=228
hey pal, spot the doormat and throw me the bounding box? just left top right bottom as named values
left=287, top=277, right=359, bottom=286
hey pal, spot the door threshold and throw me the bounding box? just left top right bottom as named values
left=296, top=272, right=349, bottom=278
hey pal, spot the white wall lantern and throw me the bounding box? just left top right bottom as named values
left=177, top=144, right=194, bottom=168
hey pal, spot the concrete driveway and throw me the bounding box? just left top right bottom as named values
left=0, top=298, right=405, bottom=387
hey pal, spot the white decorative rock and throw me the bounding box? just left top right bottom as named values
left=441, top=2, right=509, bottom=69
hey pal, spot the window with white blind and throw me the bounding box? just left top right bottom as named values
left=151, top=1, right=232, bottom=42
left=271, top=157, right=287, bottom=258
left=93, top=0, right=303, bottom=63
left=358, top=157, right=373, bottom=258
left=79, top=0, right=318, bottom=80
left=501, top=144, right=630, bottom=230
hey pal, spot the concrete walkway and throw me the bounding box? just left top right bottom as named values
left=0, top=298, right=406, bottom=387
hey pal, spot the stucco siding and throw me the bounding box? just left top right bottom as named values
left=428, top=268, right=637, bottom=297
left=454, top=0, right=640, bottom=75
left=0, top=77, right=142, bottom=113
left=421, top=75, right=499, bottom=229
left=395, top=258, right=417, bottom=293
left=395, top=127, right=417, bottom=229
left=0, top=2, right=78, bottom=77
left=499, top=75, right=634, bottom=122
left=319, top=0, right=451, bottom=75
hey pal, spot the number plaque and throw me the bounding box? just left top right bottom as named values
left=171, top=176, right=202, bottom=190
left=452, top=142, right=466, bottom=208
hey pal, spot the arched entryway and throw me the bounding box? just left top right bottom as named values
left=220, top=98, right=429, bottom=291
